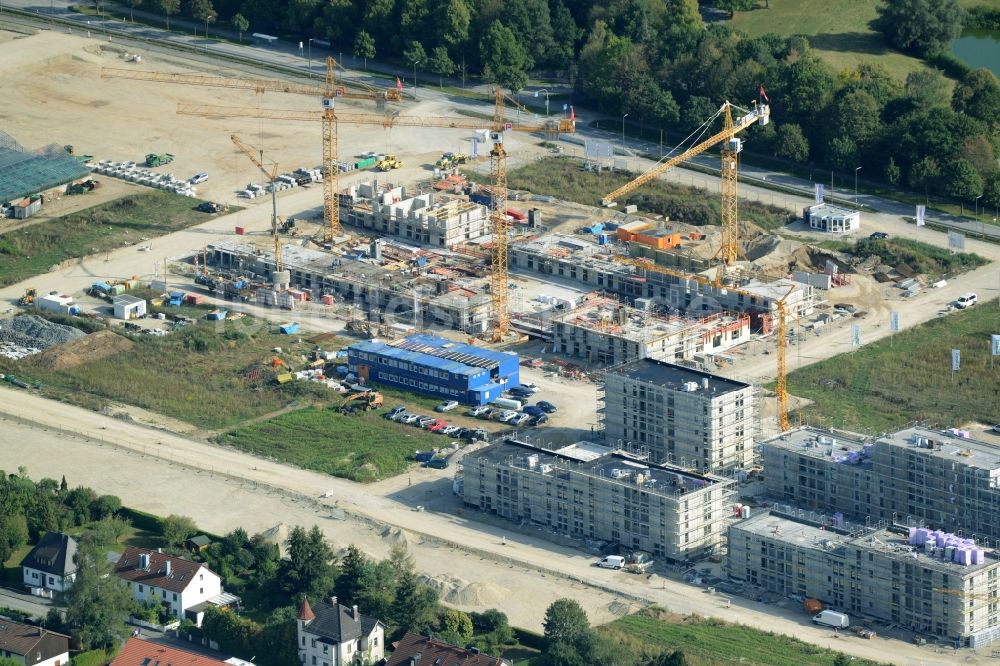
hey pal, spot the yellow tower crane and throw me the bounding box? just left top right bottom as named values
left=614, top=256, right=796, bottom=430
left=101, top=58, right=400, bottom=243
left=601, top=101, right=769, bottom=268
left=176, top=94, right=574, bottom=342
left=229, top=133, right=284, bottom=271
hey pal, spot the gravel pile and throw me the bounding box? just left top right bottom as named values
left=0, top=315, right=86, bottom=351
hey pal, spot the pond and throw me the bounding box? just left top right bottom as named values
left=951, top=30, right=1000, bottom=77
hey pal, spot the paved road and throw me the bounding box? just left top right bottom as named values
left=0, top=585, right=54, bottom=619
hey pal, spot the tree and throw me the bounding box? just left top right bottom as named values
left=480, top=20, right=533, bottom=93
left=392, top=569, right=438, bottom=633
left=65, top=540, right=134, bottom=650
left=436, top=0, right=471, bottom=49
left=282, top=525, right=336, bottom=600
left=549, top=0, right=579, bottom=69
left=126, top=0, right=141, bottom=22
left=91, top=494, right=121, bottom=521
left=404, top=40, right=427, bottom=69
left=648, top=651, right=688, bottom=666
left=88, top=515, right=131, bottom=546
left=909, top=156, right=941, bottom=201
left=429, top=46, right=455, bottom=87
left=335, top=544, right=371, bottom=604
left=983, top=170, right=1000, bottom=210
left=353, top=30, right=376, bottom=70
left=905, top=69, right=951, bottom=106
left=832, top=656, right=850, bottom=666
left=0, top=514, right=29, bottom=565
left=388, top=541, right=415, bottom=578
left=876, top=0, right=964, bottom=56
left=232, top=13, right=249, bottom=43
left=543, top=598, right=591, bottom=647
left=64, top=487, right=97, bottom=526
left=941, top=158, right=984, bottom=204
left=161, top=514, right=197, bottom=548
left=775, top=123, right=809, bottom=162
left=884, top=156, right=902, bottom=185
left=190, top=0, right=217, bottom=37
left=441, top=609, right=473, bottom=641
left=952, top=69, right=1000, bottom=131
left=716, top=0, right=755, bottom=18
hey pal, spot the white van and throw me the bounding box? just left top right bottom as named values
left=813, top=610, right=850, bottom=628
left=597, top=555, right=625, bottom=570
left=190, top=172, right=209, bottom=184
left=956, top=293, right=977, bottom=309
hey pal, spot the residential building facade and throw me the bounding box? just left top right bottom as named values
left=20, top=532, right=76, bottom=598
left=348, top=334, right=519, bottom=405
left=114, top=547, right=224, bottom=623
left=762, top=427, right=1000, bottom=542
left=297, top=597, right=384, bottom=666
left=601, top=358, right=755, bottom=472
left=729, top=511, right=1000, bottom=645
left=462, top=439, right=736, bottom=562
left=0, top=619, right=69, bottom=666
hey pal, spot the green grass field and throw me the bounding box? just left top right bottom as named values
left=0, top=192, right=212, bottom=287
left=600, top=609, right=886, bottom=666
left=221, top=406, right=443, bottom=482
left=0, top=314, right=341, bottom=430
left=490, top=156, right=794, bottom=230
left=729, top=0, right=956, bottom=83
left=788, top=301, right=1000, bottom=432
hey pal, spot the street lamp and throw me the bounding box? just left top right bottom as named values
left=854, top=166, right=862, bottom=205
left=413, top=60, right=420, bottom=100
left=533, top=89, right=550, bottom=118
left=307, top=38, right=315, bottom=79
left=622, top=113, right=629, bottom=154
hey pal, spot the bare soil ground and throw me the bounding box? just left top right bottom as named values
left=27, top=328, right=134, bottom=371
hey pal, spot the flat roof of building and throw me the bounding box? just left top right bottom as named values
left=349, top=334, right=516, bottom=377
left=554, top=299, right=745, bottom=342
left=879, top=427, right=1000, bottom=472
left=473, top=439, right=732, bottom=498
left=809, top=203, right=859, bottom=217
left=735, top=511, right=1000, bottom=575
left=606, top=357, right=750, bottom=395
left=762, top=427, right=871, bottom=463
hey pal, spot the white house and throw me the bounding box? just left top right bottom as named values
left=0, top=619, right=70, bottom=666
left=20, top=532, right=77, bottom=598
left=805, top=203, right=860, bottom=233
left=297, top=597, right=385, bottom=666
left=114, top=547, right=224, bottom=625
left=113, top=294, right=147, bottom=320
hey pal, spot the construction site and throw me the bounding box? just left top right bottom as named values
left=4, top=19, right=1000, bottom=664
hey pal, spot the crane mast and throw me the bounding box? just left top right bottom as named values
left=230, top=134, right=283, bottom=272
left=489, top=90, right=510, bottom=342
left=322, top=61, right=339, bottom=242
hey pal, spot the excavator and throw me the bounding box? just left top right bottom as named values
left=18, top=288, right=36, bottom=306
left=339, top=391, right=384, bottom=414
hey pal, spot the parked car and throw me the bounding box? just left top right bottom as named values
left=956, top=293, right=978, bottom=309
left=414, top=451, right=436, bottom=463
left=385, top=405, right=406, bottom=420
left=463, top=428, right=488, bottom=441
left=436, top=400, right=460, bottom=412
left=509, top=413, right=531, bottom=427
left=417, top=416, right=435, bottom=427
left=992, top=424, right=1000, bottom=434
left=441, top=426, right=462, bottom=436
left=400, top=414, right=420, bottom=424
left=522, top=405, right=545, bottom=418
left=507, top=386, right=534, bottom=398
left=495, top=410, right=518, bottom=423
left=869, top=231, right=889, bottom=240
left=476, top=407, right=494, bottom=420
left=536, top=401, right=557, bottom=413
left=426, top=458, right=449, bottom=469
left=189, top=171, right=209, bottom=184
left=427, top=419, right=449, bottom=431
left=532, top=414, right=549, bottom=426
left=520, top=382, right=540, bottom=394
left=467, top=404, right=491, bottom=417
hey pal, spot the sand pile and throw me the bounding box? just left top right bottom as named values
left=418, top=573, right=509, bottom=606
left=29, top=329, right=134, bottom=371
left=380, top=526, right=424, bottom=548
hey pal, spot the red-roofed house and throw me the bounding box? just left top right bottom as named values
left=114, top=547, right=226, bottom=625
left=109, top=637, right=230, bottom=666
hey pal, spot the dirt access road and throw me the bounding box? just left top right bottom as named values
left=0, top=386, right=978, bottom=666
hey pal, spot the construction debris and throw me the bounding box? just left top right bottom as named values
left=0, top=315, right=85, bottom=353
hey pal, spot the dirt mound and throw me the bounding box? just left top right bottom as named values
left=380, top=526, right=424, bottom=548
left=418, top=573, right=509, bottom=606
left=28, top=329, right=133, bottom=371
left=259, top=523, right=290, bottom=558
left=745, top=233, right=804, bottom=263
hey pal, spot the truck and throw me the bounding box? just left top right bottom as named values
left=812, top=610, right=850, bottom=629
left=145, top=153, right=175, bottom=167
left=355, top=156, right=378, bottom=170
